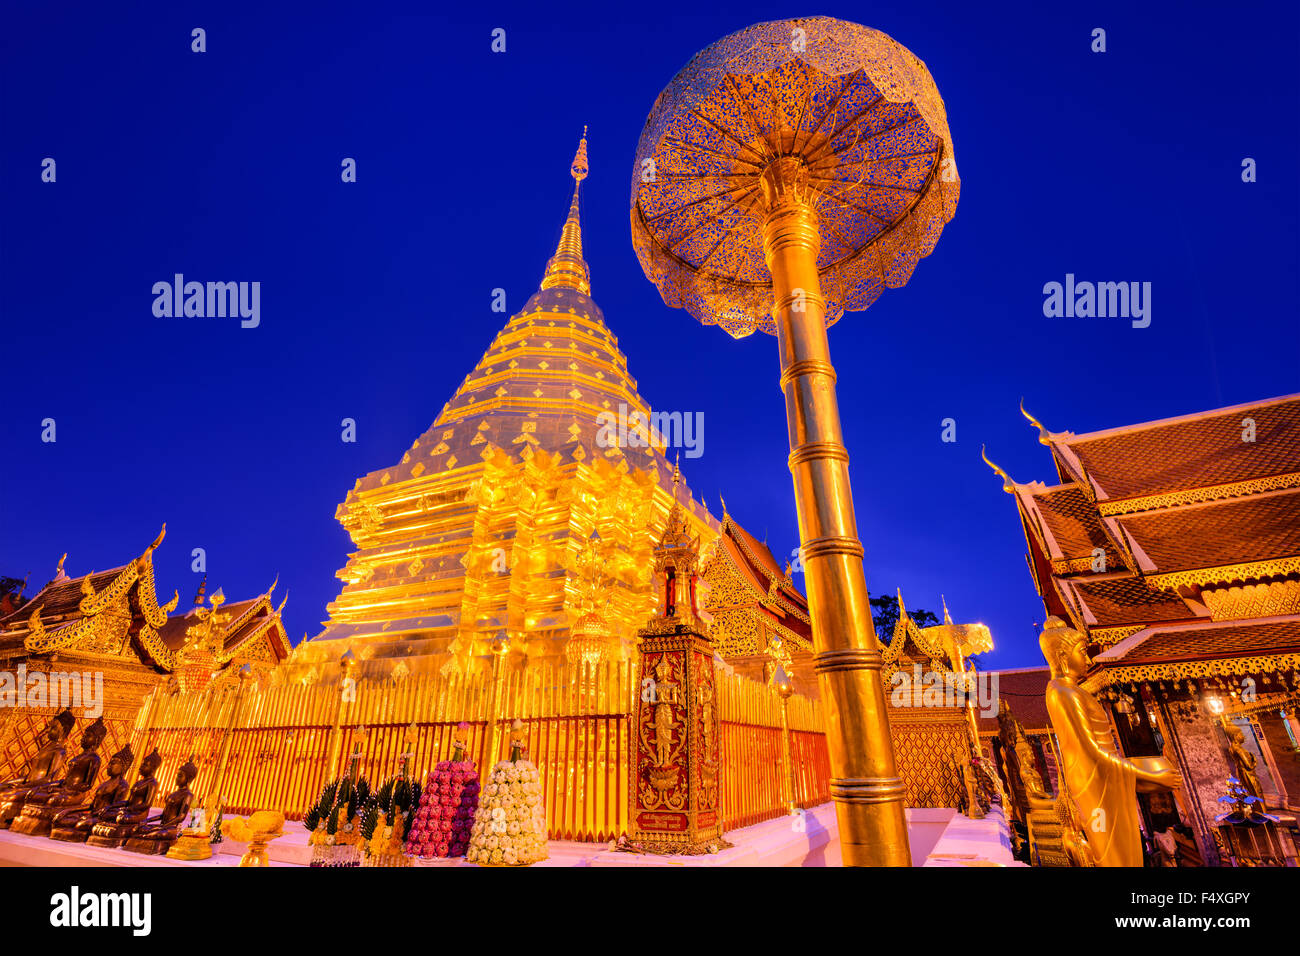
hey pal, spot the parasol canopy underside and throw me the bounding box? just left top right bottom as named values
left=631, top=17, right=960, bottom=339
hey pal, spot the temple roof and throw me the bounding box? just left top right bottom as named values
left=0, top=566, right=131, bottom=628
left=995, top=394, right=1300, bottom=641
left=156, top=587, right=290, bottom=663
left=1067, top=576, right=1195, bottom=628
left=0, top=532, right=288, bottom=672
left=1029, top=483, right=1124, bottom=567
left=977, top=667, right=1051, bottom=734
left=1051, top=393, right=1300, bottom=504
left=1096, top=616, right=1300, bottom=667
left=710, top=513, right=811, bottom=646
left=1117, top=489, right=1300, bottom=574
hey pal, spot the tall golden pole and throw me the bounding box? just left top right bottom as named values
left=483, top=633, right=511, bottom=770
left=206, top=664, right=252, bottom=827
left=773, top=667, right=798, bottom=815
left=325, top=649, right=356, bottom=776
left=631, top=17, right=960, bottom=865
left=760, top=157, right=911, bottom=865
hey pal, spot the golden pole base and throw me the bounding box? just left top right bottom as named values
left=760, top=158, right=911, bottom=866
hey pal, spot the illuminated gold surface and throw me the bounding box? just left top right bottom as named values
left=633, top=18, right=961, bottom=865
left=759, top=156, right=910, bottom=865
left=132, top=640, right=828, bottom=842
left=286, top=132, right=717, bottom=683
left=1040, top=617, right=1182, bottom=866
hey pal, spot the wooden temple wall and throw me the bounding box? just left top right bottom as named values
left=126, top=661, right=830, bottom=842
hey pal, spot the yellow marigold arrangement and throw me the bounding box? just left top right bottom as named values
left=222, top=809, right=285, bottom=843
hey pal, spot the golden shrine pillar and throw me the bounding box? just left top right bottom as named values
left=629, top=492, right=723, bottom=853
left=631, top=18, right=961, bottom=865
left=759, top=156, right=911, bottom=865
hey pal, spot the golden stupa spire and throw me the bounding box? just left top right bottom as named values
left=541, top=127, right=591, bottom=296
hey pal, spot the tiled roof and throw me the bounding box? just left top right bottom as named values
left=977, top=667, right=1051, bottom=733
left=1033, top=484, right=1118, bottom=563
left=155, top=597, right=280, bottom=654
left=1063, top=395, right=1300, bottom=501
left=1118, top=489, right=1300, bottom=573
left=1072, top=576, right=1194, bottom=627
left=717, top=517, right=811, bottom=641
left=1103, top=619, right=1300, bottom=665
left=0, top=567, right=128, bottom=627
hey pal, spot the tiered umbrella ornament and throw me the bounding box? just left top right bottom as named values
left=631, top=17, right=960, bottom=867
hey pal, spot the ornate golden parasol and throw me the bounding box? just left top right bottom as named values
left=631, top=17, right=961, bottom=866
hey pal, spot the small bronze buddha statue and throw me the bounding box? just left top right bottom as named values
left=87, top=748, right=163, bottom=849
left=0, top=709, right=76, bottom=828
left=50, top=743, right=134, bottom=843
left=10, top=716, right=109, bottom=837
left=124, top=756, right=199, bottom=855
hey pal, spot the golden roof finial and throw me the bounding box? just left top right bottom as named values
left=980, top=445, right=1017, bottom=494
left=1020, top=398, right=1054, bottom=446
left=541, top=128, right=591, bottom=296
left=571, top=125, right=589, bottom=182
left=942, top=594, right=952, bottom=625
left=145, top=524, right=166, bottom=556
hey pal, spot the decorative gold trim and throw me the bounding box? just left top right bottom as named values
left=1089, top=624, right=1145, bottom=648
left=1085, top=653, right=1300, bottom=691
left=217, top=612, right=285, bottom=665
left=721, top=515, right=811, bottom=625
left=1097, top=472, right=1300, bottom=516
left=1052, top=554, right=1130, bottom=575
left=1146, top=556, right=1300, bottom=590
left=137, top=624, right=176, bottom=670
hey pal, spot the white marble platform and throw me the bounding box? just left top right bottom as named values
left=0, top=801, right=1017, bottom=867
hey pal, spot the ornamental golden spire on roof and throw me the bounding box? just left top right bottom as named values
left=540, top=127, right=591, bottom=296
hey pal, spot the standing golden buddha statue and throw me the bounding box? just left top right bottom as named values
left=1040, top=617, right=1182, bottom=866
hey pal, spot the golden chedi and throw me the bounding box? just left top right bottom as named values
left=1040, top=617, right=1182, bottom=866
left=284, top=129, right=716, bottom=685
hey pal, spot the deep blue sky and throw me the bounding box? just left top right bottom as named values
left=2, top=2, right=1297, bottom=669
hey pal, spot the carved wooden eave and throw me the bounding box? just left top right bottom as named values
left=881, top=600, right=952, bottom=683
left=153, top=584, right=292, bottom=672
left=18, top=528, right=180, bottom=661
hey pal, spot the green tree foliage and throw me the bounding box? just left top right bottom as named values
left=870, top=594, right=941, bottom=640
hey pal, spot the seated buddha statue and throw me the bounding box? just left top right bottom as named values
left=0, top=709, right=76, bottom=828
left=124, top=756, right=199, bottom=855
left=10, top=716, right=110, bottom=837
left=50, top=743, right=134, bottom=843
left=87, top=748, right=163, bottom=849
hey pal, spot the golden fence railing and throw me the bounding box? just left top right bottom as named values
left=716, top=670, right=831, bottom=829
left=128, top=659, right=829, bottom=841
